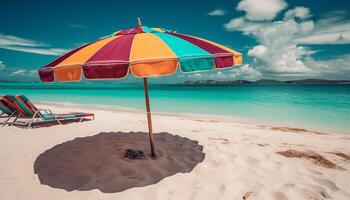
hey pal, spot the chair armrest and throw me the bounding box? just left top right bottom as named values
left=37, top=109, right=54, bottom=115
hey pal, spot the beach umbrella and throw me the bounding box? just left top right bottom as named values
left=38, top=18, right=242, bottom=157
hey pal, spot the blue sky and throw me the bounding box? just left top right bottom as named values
left=0, top=0, right=349, bottom=82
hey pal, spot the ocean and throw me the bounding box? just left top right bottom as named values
left=1, top=82, right=349, bottom=133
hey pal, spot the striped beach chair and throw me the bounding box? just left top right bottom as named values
left=2, top=95, right=94, bottom=128
left=0, top=98, right=18, bottom=126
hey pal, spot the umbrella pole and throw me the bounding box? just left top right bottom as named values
left=143, top=77, right=156, bottom=158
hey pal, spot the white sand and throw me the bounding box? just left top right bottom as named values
left=0, top=103, right=350, bottom=200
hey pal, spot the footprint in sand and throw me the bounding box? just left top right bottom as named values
left=283, top=182, right=295, bottom=188
left=300, top=188, right=326, bottom=200
left=245, top=156, right=260, bottom=166
left=331, top=152, right=350, bottom=161
left=273, top=161, right=282, bottom=170
left=208, top=137, right=232, bottom=144
left=219, top=184, right=226, bottom=193
left=312, top=177, right=339, bottom=192
left=256, top=143, right=269, bottom=147
left=272, top=191, right=288, bottom=200
left=307, top=169, right=323, bottom=176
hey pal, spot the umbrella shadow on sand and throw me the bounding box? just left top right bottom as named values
left=34, top=132, right=205, bottom=193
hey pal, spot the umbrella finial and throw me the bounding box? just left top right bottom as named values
left=137, top=17, right=142, bottom=28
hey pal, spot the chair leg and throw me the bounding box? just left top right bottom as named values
left=12, top=116, right=20, bottom=125
left=3, top=117, right=11, bottom=126
left=29, top=112, right=43, bottom=129
left=1, top=118, right=9, bottom=126
left=10, top=112, right=21, bottom=126
left=2, top=111, right=16, bottom=126
left=27, top=115, right=36, bottom=128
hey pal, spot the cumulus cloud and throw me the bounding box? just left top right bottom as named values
left=284, top=7, right=311, bottom=20
left=227, top=64, right=262, bottom=79
left=0, top=65, right=38, bottom=81
left=184, top=65, right=261, bottom=81
left=0, top=33, right=69, bottom=56
left=223, top=1, right=350, bottom=80
left=9, top=69, right=27, bottom=76
left=247, top=45, right=267, bottom=58
left=297, top=17, right=350, bottom=45
left=208, top=9, right=226, bottom=16
left=236, top=0, right=287, bottom=21
left=224, top=17, right=246, bottom=30
left=225, top=18, right=315, bottom=77
left=305, top=54, right=350, bottom=79
left=9, top=69, right=37, bottom=77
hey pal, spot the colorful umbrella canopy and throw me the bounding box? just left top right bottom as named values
left=38, top=18, right=242, bottom=157
left=38, top=19, right=242, bottom=82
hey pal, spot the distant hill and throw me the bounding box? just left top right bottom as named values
left=284, top=79, right=350, bottom=84
left=183, top=79, right=350, bottom=85
left=0, top=80, right=18, bottom=83
left=184, top=80, right=253, bottom=85
left=255, top=79, right=284, bottom=84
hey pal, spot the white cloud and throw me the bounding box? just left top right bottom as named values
left=236, top=0, right=287, bottom=21
left=10, top=69, right=27, bottom=76
left=2, top=46, right=68, bottom=56
left=183, top=65, right=261, bottom=81
left=0, top=33, right=69, bottom=56
left=226, top=13, right=350, bottom=45
left=9, top=69, right=37, bottom=77
left=0, top=61, right=5, bottom=70
left=228, top=17, right=317, bottom=76
left=227, top=64, right=261, bottom=79
left=247, top=45, right=267, bottom=57
left=208, top=9, right=226, bottom=16
left=305, top=54, right=350, bottom=79
left=225, top=17, right=271, bottom=33
left=224, top=1, right=350, bottom=79
left=67, top=23, right=87, bottom=29
left=320, top=10, right=348, bottom=22
left=0, top=64, right=38, bottom=81
left=284, top=7, right=311, bottom=20
left=0, top=34, right=43, bottom=47
left=298, top=32, right=350, bottom=45
left=225, top=17, right=245, bottom=30
left=297, top=20, right=350, bottom=45
left=298, top=21, right=314, bottom=33
left=295, top=10, right=350, bottom=45
left=207, top=71, right=226, bottom=79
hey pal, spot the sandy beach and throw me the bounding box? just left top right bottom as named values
left=1, top=103, right=350, bottom=200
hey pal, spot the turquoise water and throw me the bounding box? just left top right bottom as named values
left=1, top=82, right=349, bottom=133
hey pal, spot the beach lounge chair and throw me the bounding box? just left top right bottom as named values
left=0, top=98, right=18, bottom=126
left=2, top=95, right=94, bottom=128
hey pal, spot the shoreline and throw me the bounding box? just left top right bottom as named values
left=36, top=101, right=350, bottom=136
